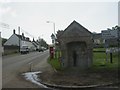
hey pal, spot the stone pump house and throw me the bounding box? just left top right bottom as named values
left=57, top=21, right=93, bottom=69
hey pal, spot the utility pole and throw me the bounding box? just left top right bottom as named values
left=53, top=22, right=55, bottom=38
left=18, top=26, right=20, bottom=52
left=117, top=26, right=120, bottom=63
left=0, top=32, right=1, bottom=53
left=0, top=22, right=9, bottom=54
left=46, top=21, right=56, bottom=47
left=0, top=31, right=2, bottom=90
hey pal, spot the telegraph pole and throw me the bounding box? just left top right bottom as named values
left=0, top=31, right=2, bottom=90
left=0, top=22, right=9, bottom=89
left=0, top=32, right=1, bottom=53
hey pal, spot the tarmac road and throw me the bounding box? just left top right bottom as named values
left=2, top=50, right=50, bottom=88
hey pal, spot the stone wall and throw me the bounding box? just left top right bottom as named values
left=3, top=45, right=19, bottom=55
left=57, top=21, right=93, bottom=69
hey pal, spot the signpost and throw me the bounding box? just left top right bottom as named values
left=110, top=49, right=113, bottom=63
left=102, top=29, right=119, bottom=63
left=102, top=29, right=118, bottom=39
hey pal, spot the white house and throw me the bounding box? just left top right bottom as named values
left=32, top=38, right=40, bottom=51
left=4, top=30, right=36, bottom=51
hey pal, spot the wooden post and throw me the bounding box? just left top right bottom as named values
left=106, top=48, right=108, bottom=63
left=110, top=52, right=113, bottom=63
left=109, top=48, right=113, bottom=63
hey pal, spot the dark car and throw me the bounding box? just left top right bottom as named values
left=38, top=48, right=44, bottom=52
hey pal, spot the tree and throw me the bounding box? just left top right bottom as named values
left=41, top=39, right=48, bottom=48
left=115, top=25, right=120, bottom=30
left=2, top=38, right=7, bottom=46
left=37, top=38, right=48, bottom=49
left=111, top=25, right=120, bottom=31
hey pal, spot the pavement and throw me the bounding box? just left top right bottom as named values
left=2, top=50, right=51, bottom=88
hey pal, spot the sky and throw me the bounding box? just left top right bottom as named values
left=0, top=0, right=119, bottom=44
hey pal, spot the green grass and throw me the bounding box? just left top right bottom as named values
left=48, top=57, right=63, bottom=70
left=93, top=48, right=105, bottom=52
left=92, top=52, right=119, bottom=70
left=48, top=48, right=119, bottom=71
left=48, top=50, right=62, bottom=71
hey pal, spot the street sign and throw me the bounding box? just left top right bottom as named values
left=101, top=29, right=118, bottom=39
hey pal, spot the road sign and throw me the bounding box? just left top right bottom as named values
left=101, top=29, right=118, bottom=39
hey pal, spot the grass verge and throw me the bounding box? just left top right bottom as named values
left=48, top=48, right=119, bottom=71
left=48, top=57, right=63, bottom=71
left=92, top=52, right=119, bottom=70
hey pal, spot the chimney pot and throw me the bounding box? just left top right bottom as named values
left=13, top=29, right=15, bottom=34
left=22, top=33, right=24, bottom=36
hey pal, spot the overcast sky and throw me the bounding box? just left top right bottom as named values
left=0, top=0, right=118, bottom=44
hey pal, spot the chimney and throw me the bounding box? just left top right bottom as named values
left=13, top=29, right=15, bottom=34
left=33, top=38, right=35, bottom=42
left=26, top=37, right=29, bottom=41
left=22, top=33, right=24, bottom=37
left=22, top=33, right=24, bottom=40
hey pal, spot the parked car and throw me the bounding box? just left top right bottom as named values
left=20, top=45, right=29, bottom=54
left=38, top=48, right=44, bottom=52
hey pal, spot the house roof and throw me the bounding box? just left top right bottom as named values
left=15, top=34, right=31, bottom=42
left=32, top=42, right=38, bottom=47
left=16, top=34, right=23, bottom=39
left=32, top=41, right=39, bottom=46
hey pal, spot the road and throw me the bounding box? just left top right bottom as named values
left=2, top=50, right=50, bottom=88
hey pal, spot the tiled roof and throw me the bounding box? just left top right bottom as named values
left=15, top=34, right=31, bottom=42
left=32, top=41, right=39, bottom=46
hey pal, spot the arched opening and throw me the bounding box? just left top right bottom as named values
left=73, top=50, right=77, bottom=66
left=67, top=41, right=87, bottom=67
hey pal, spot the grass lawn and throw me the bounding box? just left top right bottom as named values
left=92, top=52, right=119, bottom=71
left=93, top=48, right=106, bottom=52
left=48, top=48, right=119, bottom=71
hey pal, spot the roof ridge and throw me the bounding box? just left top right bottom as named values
left=58, top=20, right=92, bottom=38
left=15, top=34, right=31, bottom=42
